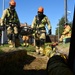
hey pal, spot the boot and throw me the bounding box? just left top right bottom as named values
left=9, top=45, right=14, bottom=48
left=8, top=40, right=15, bottom=48
left=26, top=43, right=29, bottom=47
left=8, top=39, right=11, bottom=44
left=23, top=42, right=26, bottom=47
left=39, top=46, right=45, bottom=56
left=36, top=46, right=40, bottom=54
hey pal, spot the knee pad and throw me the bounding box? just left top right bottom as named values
left=7, top=34, right=12, bottom=40
left=40, top=39, right=45, bottom=45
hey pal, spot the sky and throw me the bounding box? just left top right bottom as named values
left=0, top=0, right=74, bottom=35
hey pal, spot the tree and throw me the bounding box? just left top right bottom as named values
left=55, top=16, right=65, bottom=36
left=55, top=16, right=72, bottom=36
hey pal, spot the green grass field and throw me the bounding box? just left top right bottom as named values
left=0, top=44, right=35, bottom=54
left=58, top=42, right=70, bottom=48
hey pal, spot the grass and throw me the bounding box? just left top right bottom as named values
left=58, top=42, right=70, bottom=48
left=0, top=50, right=4, bottom=54
left=0, top=44, right=35, bottom=54
left=0, top=42, right=54, bottom=55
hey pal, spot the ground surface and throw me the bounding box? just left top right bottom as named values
left=56, top=43, right=70, bottom=57
left=0, top=43, right=70, bottom=75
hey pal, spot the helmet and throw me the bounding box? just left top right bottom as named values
left=9, top=0, right=16, bottom=6
left=38, top=7, right=44, bottom=13
left=64, top=22, right=68, bottom=26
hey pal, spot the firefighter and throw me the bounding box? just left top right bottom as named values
left=31, top=6, right=52, bottom=55
left=59, top=23, right=71, bottom=42
left=20, top=23, right=29, bottom=47
left=0, top=0, right=20, bottom=47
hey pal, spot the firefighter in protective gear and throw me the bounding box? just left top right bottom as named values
left=31, top=6, right=52, bottom=55
left=0, top=0, right=20, bottom=47
left=20, top=23, right=29, bottom=47
left=59, top=23, right=71, bottom=42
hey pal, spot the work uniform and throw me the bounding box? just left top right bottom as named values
left=31, top=14, right=51, bottom=55
left=1, top=7, right=20, bottom=47
left=59, top=25, right=71, bottom=42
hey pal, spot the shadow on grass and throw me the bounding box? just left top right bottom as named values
left=0, top=69, right=47, bottom=75
left=22, top=69, right=47, bottom=75
left=0, top=50, right=47, bottom=75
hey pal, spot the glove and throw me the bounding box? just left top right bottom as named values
left=49, top=29, right=52, bottom=35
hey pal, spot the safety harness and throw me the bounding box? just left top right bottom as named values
left=5, top=8, right=18, bottom=25
left=35, top=14, right=46, bottom=30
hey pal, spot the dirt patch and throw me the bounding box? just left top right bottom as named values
left=24, top=52, right=49, bottom=70
left=0, top=50, right=49, bottom=75
left=56, top=43, right=70, bottom=57
left=0, top=43, right=70, bottom=75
